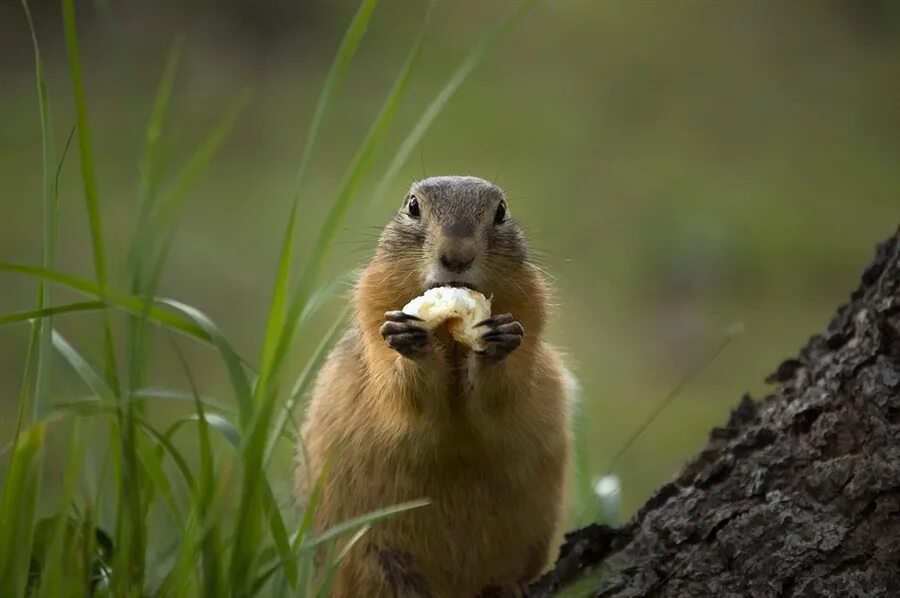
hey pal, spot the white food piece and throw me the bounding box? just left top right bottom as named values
left=402, top=286, right=492, bottom=350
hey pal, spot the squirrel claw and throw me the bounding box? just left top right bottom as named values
left=476, top=315, right=523, bottom=362
left=474, top=313, right=514, bottom=328
left=384, top=310, right=423, bottom=323
left=381, top=318, right=430, bottom=358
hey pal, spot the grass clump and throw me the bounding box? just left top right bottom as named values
left=1, top=1, right=538, bottom=596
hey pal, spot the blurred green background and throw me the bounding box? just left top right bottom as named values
left=1, top=0, right=898, bottom=522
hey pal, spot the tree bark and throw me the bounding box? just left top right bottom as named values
left=533, top=228, right=900, bottom=597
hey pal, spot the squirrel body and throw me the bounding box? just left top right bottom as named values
left=298, top=176, right=572, bottom=597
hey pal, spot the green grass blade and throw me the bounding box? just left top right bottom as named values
left=264, top=307, right=348, bottom=465
left=293, top=456, right=330, bottom=552
left=44, top=405, right=196, bottom=596
left=160, top=406, right=295, bottom=593
left=126, top=80, right=245, bottom=444
left=55, top=126, right=76, bottom=196
left=259, top=500, right=431, bottom=596
left=371, top=0, right=537, bottom=203
left=256, top=0, right=376, bottom=404
left=270, top=1, right=436, bottom=387
left=298, top=270, right=356, bottom=324
left=294, top=460, right=327, bottom=596
left=157, top=298, right=253, bottom=423
left=51, top=328, right=142, bottom=592
left=50, top=392, right=231, bottom=417
left=61, top=0, right=108, bottom=289
left=293, top=0, right=377, bottom=193
left=262, top=479, right=296, bottom=589
left=166, top=413, right=242, bottom=449
left=22, top=0, right=58, bottom=424
left=0, top=301, right=104, bottom=327
left=137, top=96, right=247, bottom=341
left=135, top=435, right=185, bottom=528
left=257, top=198, right=298, bottom=399
left=302, top=499, right=430, bottom=551
left=169, top=335, right=223, bottom=596
left=0, top=263, right=120, bottom=304
left=135, top=417, right=195, bottom=494
left=7, top=318, right=40, bottom=480
left=603, top=328, right=741, bottom=475
left=299, top=0, right=435, bottom=286
left=296, top=545, right=314, bottom=598
left=1, top=406, right=79, bottom=463
left=132, top=387, right=235, bottom=415
left=35, top=420, right=86, bottom=598
left=52, top=330, right=116, bottom=403
left=135, top=37, right=183, bottom=230
left=255, top=496, right=429, bottom=592
left=62, top=0, right=120, bottom=397
left=293, top=453, right=329, bottom=594
left=566, top=372, right=597, bottom=526
left=123, top=100, right=248, bottom=567
left=144, top=92, right=248, bottom=278
left=229, top=398, right=294, bottom=592
left=0, top=262, right=258, bottom=370
left=125, top=37, right=184, bottom=404
left=154, top=531, right=198, bottom=598
left=315, top=525, right=370, bottom=598
left=47, top=402, right=197, bottom=497
left=0, top=423, right=46, bottom=597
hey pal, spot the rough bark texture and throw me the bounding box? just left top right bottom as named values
left=533, top=229, right=900, bottom=597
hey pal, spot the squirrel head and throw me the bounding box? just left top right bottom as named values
left=375, top=175, right=531, bottom=302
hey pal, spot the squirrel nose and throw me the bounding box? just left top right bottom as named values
left=439, top=250, right=475, bottom=273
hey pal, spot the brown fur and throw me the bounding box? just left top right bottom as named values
left=298, top=176, right=571, bottom=597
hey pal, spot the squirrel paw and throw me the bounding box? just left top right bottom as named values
left=474, top=313, right=524, bottom=362
left=381, top=311, right=431, bottom=358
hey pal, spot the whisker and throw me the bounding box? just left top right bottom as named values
left=527, top=261, right=557, bottom=281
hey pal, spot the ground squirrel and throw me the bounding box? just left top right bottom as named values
left=298, top=176, right=572, bottom=597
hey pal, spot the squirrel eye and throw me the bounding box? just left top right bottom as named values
left=494, top=200, right=507, bottom=225
left=407, top=195, right=420, bottom=218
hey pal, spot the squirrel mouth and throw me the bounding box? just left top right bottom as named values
left=427, top=281, right=479, bottom=292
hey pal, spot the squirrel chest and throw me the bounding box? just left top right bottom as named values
left=297, top=176, right=572, bottom=597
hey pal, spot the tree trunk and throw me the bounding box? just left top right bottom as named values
left=533, top=229, right=900, bottom=597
